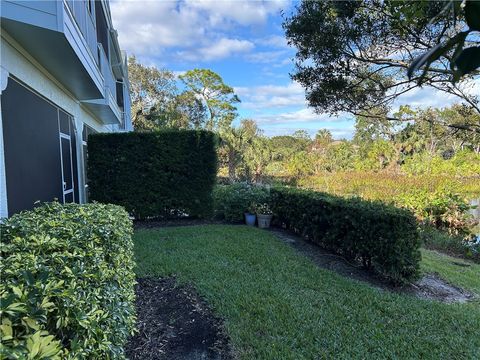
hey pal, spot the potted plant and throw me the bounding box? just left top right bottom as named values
left=256, top=203, right=273, bottom=229
left=244, top=202, right=257, bottom=226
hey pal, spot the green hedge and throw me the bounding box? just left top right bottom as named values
left=88, top=130, right=217, bottom=219
left=213, top=183, right=270, bottom=222
left=271, top=187, right=421, bottom=283
left=0, top=202, right=136, bottom=359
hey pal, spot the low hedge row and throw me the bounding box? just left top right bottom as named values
left=0, top=202, right=136, bottom=359
left=213, top=183, right=270, bottom=222
left=88, top=130, right=218, bottom=219
left=271, top=187, right=421, bottom=283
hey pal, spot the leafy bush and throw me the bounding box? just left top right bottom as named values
left=88, top=130, right=217, bottom=219
left=420, top=225, right=480, bottom=262
left=0, top=202, right=136, bottom=359
left=395, top=188, right=478, bottom=237
left=271, top=187, right=421, bottom=283
left=403, top=150, right=480, bottom=177
left=213, top=183, right=270, bottom=222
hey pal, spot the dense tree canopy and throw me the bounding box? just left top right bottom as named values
left=179, top=69, right=240, bottom=131
left=283, top=0, right=480, bottom=133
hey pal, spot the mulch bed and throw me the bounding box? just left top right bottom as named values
left=125, top=278, right=232, bottom=360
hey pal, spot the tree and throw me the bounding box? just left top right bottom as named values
left=244, top=135, right=273, bottom=183
left=179, top=69, right=240, bottom=131
left=315, top=129, right=333, bottom=145
left=283, top=0, right=480, bottom=133
left=169, top=91, right=207, bottom=129
left=286, top=151, right=315, bottom=178
left=219, top=119, right=261, bottom=181
left=128, top=56, right=177, bottom=131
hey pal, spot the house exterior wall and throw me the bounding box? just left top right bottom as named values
left=0, top=0, right=132, bottom=217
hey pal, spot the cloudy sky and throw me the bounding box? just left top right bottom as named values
left=111, top=0, right=466, bottom=139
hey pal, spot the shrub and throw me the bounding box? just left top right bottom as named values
left=271, top=187, right=421, bottom=283
left=88, top=130, right=217, bottom=219
left=0, top=202, right=136, bottom=359
left=395, top=188, right=478, bottom=237
left=420, top=225, right=480, bottom=262
left=213, top=183, right=270, bottom=222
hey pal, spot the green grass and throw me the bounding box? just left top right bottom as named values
left=421, top=248, right=480, bottom=296
left=134, top=225, right=480, bottom=359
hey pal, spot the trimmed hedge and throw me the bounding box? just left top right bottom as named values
left=88, top=130, right=217, bottom=219
left=271, top=187, right=421, bottom=283
left=0, top=202, right=136, bottom=359
left=213, top=183, right=270, bottom=222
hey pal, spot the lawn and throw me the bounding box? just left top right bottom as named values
left=421, top=248, right=480, bottom=295
left=134, top=225, right=480, bottom=359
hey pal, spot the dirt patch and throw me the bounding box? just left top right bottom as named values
left=126, top=278, right=233, bottom=360
left=270, top=228, right=476, bottom=303
left=411, top=273, right=474, bottom=303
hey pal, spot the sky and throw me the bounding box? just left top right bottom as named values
left=110, top=0, right=469, bottom=139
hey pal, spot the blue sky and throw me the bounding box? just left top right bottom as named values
left=111, top=0, right=468, bottom=139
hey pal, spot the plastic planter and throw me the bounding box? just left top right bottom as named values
left=245, top=213, right=256, bottom=226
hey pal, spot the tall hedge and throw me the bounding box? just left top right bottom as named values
left=271, top=187, right=421, bottom=283
left=88, top=130, right=218, bottom=219
left=0, top=202, right=136, bottom=359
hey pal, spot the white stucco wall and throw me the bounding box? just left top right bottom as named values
left=1, top=31, right=110, bottom=211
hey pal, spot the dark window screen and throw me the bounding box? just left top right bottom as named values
left=1, top=78, right=63, bottom=214
left=64, top=192, right=74, bottom=203
left=59, top=109, right=70, bottom=134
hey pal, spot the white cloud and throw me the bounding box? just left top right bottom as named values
left=111, top=0, right=288, bottom=62
left=254, top=108, right=350, bottom=125
left=236, top=82, right=307, bottom=109
left=178, top=38, right=254, bottom=61
left=391, top=78, right=480, bottom=111
left=185, top=0, right=288, bottom=26
left=255, top=35, right=290, bottom=48
left=111, top=1, right=203, bottom=57
left=244, top=50, right=288, bottom=64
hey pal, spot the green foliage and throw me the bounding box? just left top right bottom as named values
left=213, top=183, right=270, bottom=222
left=128, top=55, right=178, bottom=131
left=403, top=151, right=480, bottom=177
left=88, top=130, right=218, bottom=219
left=179, top=69, right=240, bottom=131
left=357, top=140, right=397, bottom=171
left=408, top=1, right=480, bottom=82
left=284, top=1, right=479, bottom=130
left=396, top=187, right=478, bottom=237
left=271, top=187, right=421, bottom=283
left=0, top=202, right=136, bottom=359
left=420, top=226, right=479, bottom=262
left=285, top=151, right=315, bottom=178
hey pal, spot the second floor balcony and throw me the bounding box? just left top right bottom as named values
left=1, top=0, right=126, bottom=126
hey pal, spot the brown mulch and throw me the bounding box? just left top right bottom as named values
left=125, top=278, right=233, bottom=360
